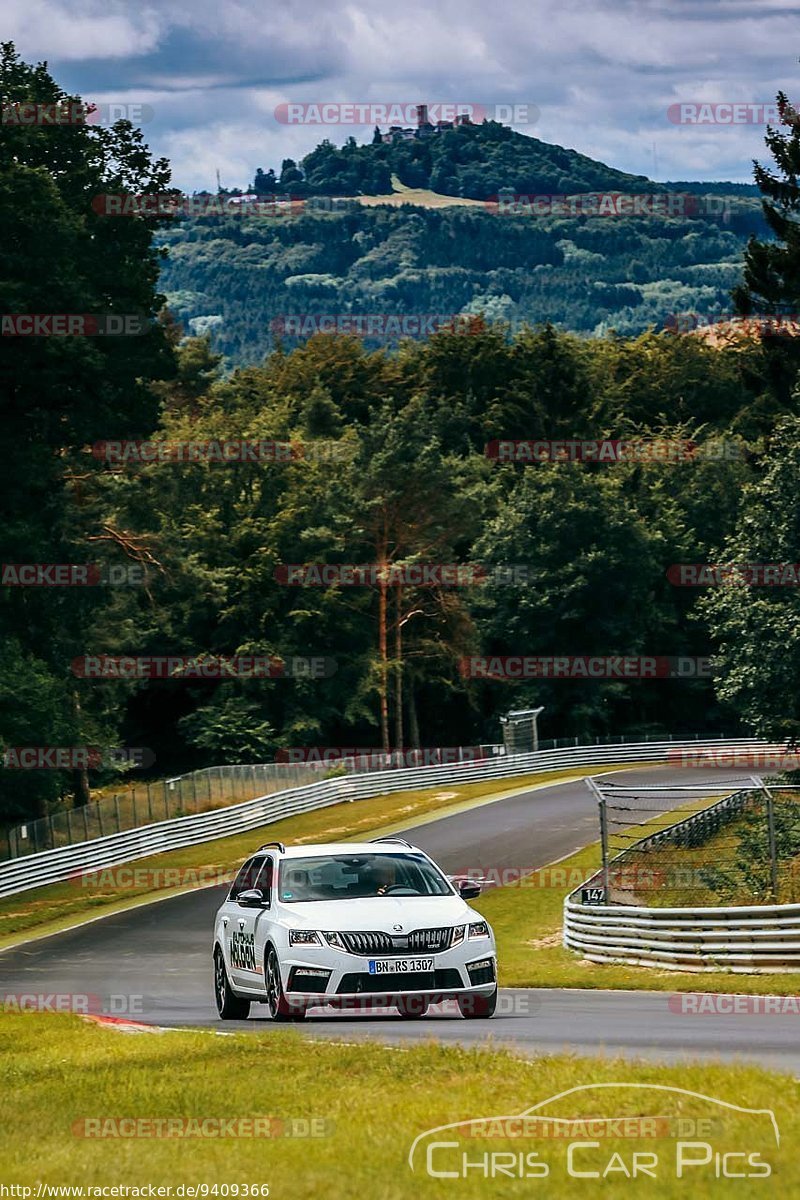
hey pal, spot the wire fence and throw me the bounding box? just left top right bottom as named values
left=590, top=777, right=800, bottom=907
left=0, top=729, right=740, bottom=863
left=0, top=745, right=503, bottom=861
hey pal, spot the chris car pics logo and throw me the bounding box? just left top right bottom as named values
left=408, top=1084, right=779, bottom=1181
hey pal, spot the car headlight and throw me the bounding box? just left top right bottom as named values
left=468, top=921, right=490, bottom=939
left=288, top=930, right=321, bottom=946
left=322, top=931, right=346, bottom=949
left=451, top=925, right=466, bottom=946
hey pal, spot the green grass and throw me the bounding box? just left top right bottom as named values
left=476, top=840, right=800, bottom=994
left=0, top=764, right=638, bottom=949
left=0, top=1012, right=794, bottom=1197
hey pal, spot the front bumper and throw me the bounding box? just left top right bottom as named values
left=280, top=939, right=497, bottom=1005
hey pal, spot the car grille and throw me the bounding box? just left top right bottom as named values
left=340, top=927, right=454, bottom=956
left=337, top=969, right=464, bottom=995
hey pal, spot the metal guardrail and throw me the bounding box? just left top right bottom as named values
left=563, top=897, right=800, bottom=973
left=3, top=733, right=722, bottom=862
left=564, top=778, right=800, bottom=972
left=1, top=746, right=506, bottom=861
left=0, top=737, right=772, bottom=900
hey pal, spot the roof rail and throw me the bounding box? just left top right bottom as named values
left=370, top=836, right=414, bottom=848
left=258, top=841, right=286, bottom=853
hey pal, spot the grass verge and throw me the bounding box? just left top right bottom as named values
left=0, top=1012, right=793, bottom=1197
left=0, top=764, right=637, bottom=949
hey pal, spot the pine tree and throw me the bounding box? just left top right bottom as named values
left=734, top=92, right=800, bottom=315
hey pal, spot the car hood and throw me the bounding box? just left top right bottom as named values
left=280, top=895, right=478, bottom=932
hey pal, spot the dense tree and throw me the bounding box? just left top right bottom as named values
left=699, top=415, right=800, bottom=740
left=0, top=44, right=177, bottom=822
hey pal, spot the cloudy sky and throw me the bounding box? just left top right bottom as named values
left=6, top=0, right=800, bottom=191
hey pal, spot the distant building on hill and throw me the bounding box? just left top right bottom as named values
left=381, top=104, right=473, bottom=143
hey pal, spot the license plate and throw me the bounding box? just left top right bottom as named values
left=368, top=957, right=434, bottom=974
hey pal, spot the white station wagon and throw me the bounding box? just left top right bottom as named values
left=212, top=838, right=497, bottom=1020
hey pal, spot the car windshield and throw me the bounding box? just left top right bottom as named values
left=278, top=853, right=453, bottom=902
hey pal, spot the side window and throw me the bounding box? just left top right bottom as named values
left=229, top=857, right=263, bottom=900
left=254, top=857, right=274, bottom=905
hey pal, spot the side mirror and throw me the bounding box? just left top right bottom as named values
left=237, top=888, right=267, bottom=908
left=459, top=880, right=481, bottom=900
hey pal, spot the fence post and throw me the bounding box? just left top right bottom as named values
left=147, top=782, right=153, bottom=823
left=97, top=802, right=104, bottom=839
left=587, top=776, right=610, bottom=902
left=752, top=776, right=779, bottom=901
left=66, top=808, right=73, bottom=845
left=114, top=795, right=121, bottom=833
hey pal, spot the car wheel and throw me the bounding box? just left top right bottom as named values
left=264, top=946, right=306, bottom=1022
left=396, top=996, right=430, bottom=1018
left=457, top=988, right=497, bottom=1019
left=214, top=947, right=251, bottom=1020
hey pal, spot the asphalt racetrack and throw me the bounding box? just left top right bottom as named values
left=3, top=765, right=798, bottom=1073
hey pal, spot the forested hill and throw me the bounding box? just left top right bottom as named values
left=250, top=120, right=659, bottom=199
left=157, top=122, right=768, bottom=367
left=158, top=198, right=767, bottom=367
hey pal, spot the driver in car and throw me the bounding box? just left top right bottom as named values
left=372, top=858, right=398, bottom=895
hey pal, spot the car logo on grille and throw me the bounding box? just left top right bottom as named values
left=392, top=924, right=403, bottom=932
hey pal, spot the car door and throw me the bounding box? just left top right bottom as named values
left=249, top=856, right=276, bottom=985
left=230, top=855, right=275, bottom=991
left=224, top=855, right=263, bottom=990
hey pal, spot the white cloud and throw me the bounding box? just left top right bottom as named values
left=9, top=0, right=799, bottom=185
